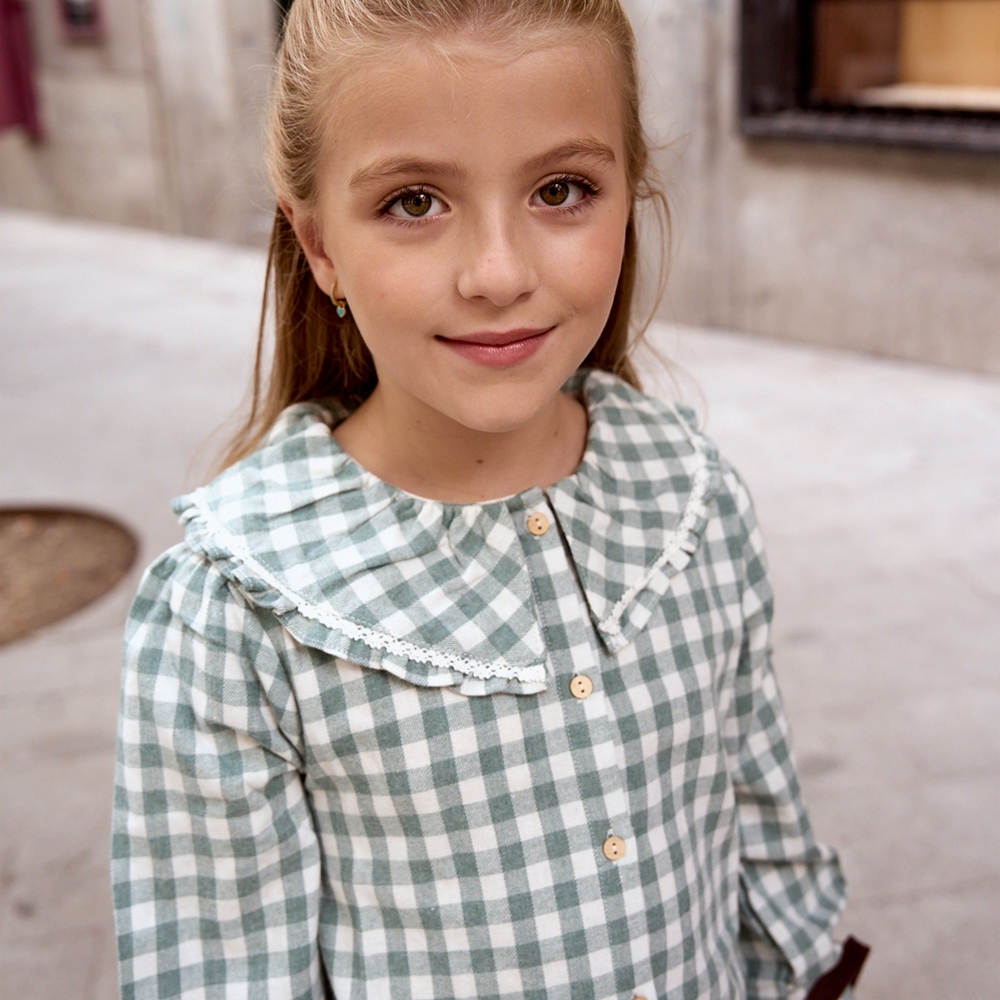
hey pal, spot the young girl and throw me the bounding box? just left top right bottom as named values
left=113, top=2, right=859, bottom=998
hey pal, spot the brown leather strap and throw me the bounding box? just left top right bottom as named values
left=805, top=937, right=871, bottom=1000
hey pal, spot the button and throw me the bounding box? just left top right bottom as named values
left=602, top=835, right=626, bottom=861
left=569, top=674, right=593, bottom=700
left=526, top=511, right=549, bottom=536
left=633, top=996, right=648, bottom=1000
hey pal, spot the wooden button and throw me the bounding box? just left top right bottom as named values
left=569, top=674, right=593, bottom=700
left=526, top=512, right=549, bottom=536
left=602, top=835, right=626, bottom=861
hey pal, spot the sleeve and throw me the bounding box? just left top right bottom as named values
left=111, top=546, right=326, bottom=1000
left=718, top=468, right=848, bottom=1000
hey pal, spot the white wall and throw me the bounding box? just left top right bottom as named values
left=0, top=0, right=274, bottom=244
left=627, top=0, right=1000, bottom=373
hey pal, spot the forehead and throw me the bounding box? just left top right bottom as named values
left=319, top=32, right=626, bottom=181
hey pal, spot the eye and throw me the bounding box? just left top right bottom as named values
left=538, top=181, right=572, bottom=206
left=384, top=189, right=445, bottom=220
left=532, top=178, right=592, bottom=209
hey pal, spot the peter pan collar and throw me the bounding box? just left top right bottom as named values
left=175, top=370, right=720, bottom=696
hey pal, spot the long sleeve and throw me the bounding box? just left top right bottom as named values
left=112, top=546, right=325, bottom=999
left=719, top=469, right=847, bottom=1000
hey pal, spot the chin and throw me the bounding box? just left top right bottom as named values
left=441, top=384, right=557, bottom=435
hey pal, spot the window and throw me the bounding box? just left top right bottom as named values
left=741, top=0, right=1000, bottom=151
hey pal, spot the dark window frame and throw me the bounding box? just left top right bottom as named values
left=739, top=0, right=1000, bottom=153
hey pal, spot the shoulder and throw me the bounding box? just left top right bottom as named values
left=586, top=372, right=767, bottom=568
left=595, top=372, right=757, bottom=503
left=126, top=541, right=261, bottom=651
left=123, top=544, right=307, bottom=763
left=165, top=400, right=384, bottom=623
left=125, top=541, right=302, bottom=707
left=578, top=369, right=757, bottom=521
left=581, top=369, right=709, bottom=453
left=575, top=370, right=717, bottom=506
left=175, top=401, right=358, bottom=532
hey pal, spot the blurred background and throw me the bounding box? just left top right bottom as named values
left=1, top=1, right=998, bottom=998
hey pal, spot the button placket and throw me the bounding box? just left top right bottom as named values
left=516, top=491, right=643, bottom=925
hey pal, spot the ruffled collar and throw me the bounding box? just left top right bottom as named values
left=175, top=371, right=720, bottom=696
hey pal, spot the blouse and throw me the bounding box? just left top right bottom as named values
left=112, top=370, right=846, bottom=1000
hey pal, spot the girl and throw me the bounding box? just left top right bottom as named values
left=113, top=2, right=860, bottom=998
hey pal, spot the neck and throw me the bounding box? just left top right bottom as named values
left=332, top=384, right=588, bottom=503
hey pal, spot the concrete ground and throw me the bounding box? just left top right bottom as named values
left=1, top=209, right=997, bottom=1000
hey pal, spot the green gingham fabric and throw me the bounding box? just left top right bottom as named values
left=113, top=370, right=846, bottom=1000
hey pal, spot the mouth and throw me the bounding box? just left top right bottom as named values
left=437, top=327, right=554, bottom=367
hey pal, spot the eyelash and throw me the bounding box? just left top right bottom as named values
left=375, top=174, right=602, bottom=224
left=542, top=173, right=601, bottom=213
left=375, top=185, right=439, bottom=224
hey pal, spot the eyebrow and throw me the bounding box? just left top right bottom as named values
left=348, top=138, right=617, bottom=190
left=349, top=157, right=465, bottom=190
left=521, top=139, right=617, bottom=174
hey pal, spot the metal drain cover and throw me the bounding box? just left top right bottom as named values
left=0, top=507, right=138, bottom=646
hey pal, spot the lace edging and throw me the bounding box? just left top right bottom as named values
left=597, top=404, right=712, bottom=640
left=181, top=492, right=548, bottom=685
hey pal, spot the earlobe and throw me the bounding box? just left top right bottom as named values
left=279, top=198, right=339, bottom=298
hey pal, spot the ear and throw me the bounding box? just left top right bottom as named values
left=280, top=199, right=340, bottom=298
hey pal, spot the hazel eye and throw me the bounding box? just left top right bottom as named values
left=400, top=192, right=432, bottom=216
left=539, top=181, right=571, bottom=206
left=385, top=190, right=444, bottom=219
left=532, top=179, right=591, bottom=209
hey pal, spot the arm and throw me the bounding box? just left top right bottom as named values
left=718, top=470, right=848, bottom=1000
left=112, top=548, right=325, bottom=999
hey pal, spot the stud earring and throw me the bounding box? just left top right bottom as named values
left=330, top=287, right=348, bottom=319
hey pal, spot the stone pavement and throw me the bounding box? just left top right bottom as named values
left=1, top=209, right=997, bottom=1000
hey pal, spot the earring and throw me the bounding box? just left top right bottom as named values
left=330, top=287, right=348, bottom=319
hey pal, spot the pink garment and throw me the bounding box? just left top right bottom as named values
left=0, top=0, right=42, bottom=140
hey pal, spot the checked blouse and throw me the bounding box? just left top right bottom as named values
left=113, top=371, right=846, bottom=1000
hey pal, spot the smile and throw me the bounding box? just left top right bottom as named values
left=437, top=327, right=554, bottom=367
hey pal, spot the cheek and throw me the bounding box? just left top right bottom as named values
left=339, top=235, right=444, bottom=338
left=543, top=207, right=629, bottom=316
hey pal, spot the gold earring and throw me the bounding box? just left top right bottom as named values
left=330, top=287, right=347, bottom=319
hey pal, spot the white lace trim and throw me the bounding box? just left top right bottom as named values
left=598, top=404, right=711, bottom=640
left=183, top=491, right=548, bottom=686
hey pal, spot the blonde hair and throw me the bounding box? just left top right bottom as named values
left=222, top=0, right=668, bottom=467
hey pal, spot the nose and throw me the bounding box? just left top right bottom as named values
left=456, top=207, right=538, bottom=307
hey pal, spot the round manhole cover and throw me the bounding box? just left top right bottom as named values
left=0, top=507, right=138, bottom=646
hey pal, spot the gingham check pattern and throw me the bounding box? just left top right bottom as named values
left=113, top=371, right=846, bottom=1000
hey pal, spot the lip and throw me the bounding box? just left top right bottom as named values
left=437, top=327, right=554, bottom=367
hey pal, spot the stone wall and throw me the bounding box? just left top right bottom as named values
left=0, top=0, right=274, bottom=244
left=628, top=0, right=1000, bottom=374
